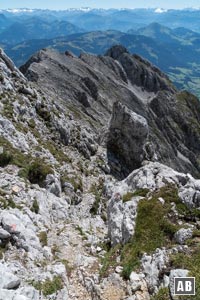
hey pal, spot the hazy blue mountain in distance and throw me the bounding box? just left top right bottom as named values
left=135, top=22, right=182, bottom=44
left=5, top=30, right=180, bottom=67
left=2, top=8, right=200, bottom=32
left=0, top=13, right=13, bottom=33
left=172, top=27, right=200, bottom=39
left=0, top=17, right=83, bottom=44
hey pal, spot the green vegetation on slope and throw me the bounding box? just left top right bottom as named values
left=31, top=276, right=63, bottom=296
left=102, top=184, right=200, bottom=281
left=121, top=185, right=179, bottom=279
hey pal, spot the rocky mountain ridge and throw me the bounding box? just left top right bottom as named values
left=0, top=46, right=200, bottom=300
left=20, top=45, right=200, bottom=178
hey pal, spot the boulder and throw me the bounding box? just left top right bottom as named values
left=45, top=174, right=62, bottom=197
left=122, top=197, right=140, bottom=244
left=54, top=119, right=71, bottom=146
left=1, top=212, right=25, bottom=234
left=141, top=248, right=169, bottom=293
left=178, top=187, right=200, bottom=209
left=174, top=228, right=193, bottom=245
left=17, top=286, right=40, bottom=300
left=0, top=210, right=41, bottom=256
left=0, top=290, right=28, bottom=300
left=0, top=228, right=11, bottom=239
left=0, top=263, right=20, bottom=289
left=107, top=190, right=141, bottom=246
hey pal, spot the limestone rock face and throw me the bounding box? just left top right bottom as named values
left=107, top=101, right=149, bottom=176
left=107, top=193, right=141, bottom=246
left=141, top=248, right=169, bottom=293
left=105, top=45, right=172, bottom=93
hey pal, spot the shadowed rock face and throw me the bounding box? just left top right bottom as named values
left=107, top=101, right=149, bottom=176
left=20, top=45, right=200, bottom=178
left=105, top=45, right=173, bottom=93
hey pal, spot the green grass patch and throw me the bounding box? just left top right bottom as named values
left=89, top=181, right=104, bottom=215
left=123, top=188, right=149, bottom=202
left=170, top=249, right=200, bottom=300
left=175, top=202, right=200, bottom=220
left=61, top=174, right=83, bottom=192
left=150, top=287, right=170, bottom=300
left=100, top=244, right=121, bottom=278
left=0, top=196, right=22, bottom=210
left=2, top=100, right=14, bottom=119
left=36, top=103, right=51, bottom=122
left=59, top=259, right=73, bottom=277
left=43, top=141, right=72, bottom=164
left=27, top=160, right=53, bottom=187
left=122, top=192, right=135, bottom=203
left=32, top=276, right=63, bottom=296
left=0, top=137, right=30, bottom=168
left=0, top=150, right=12, bottom=167
left=76, top=225, right=87, bottom=239
left=121, top=185, right=180, bottom=280
left=38, top=231, right=48, bottom=247
left=31, top=198, right=39, bottom=214
left=19, top=159, right=53, bottom=187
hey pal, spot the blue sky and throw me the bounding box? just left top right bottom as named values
left=1, top=0, right=200, bottom=10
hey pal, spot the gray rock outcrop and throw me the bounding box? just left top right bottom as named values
left=107, top=161, right=200, bottom=248
left=0, top=264, right=20, bottom=289
left=169, top=269, right=189, bottom=299
left=107, top=193, right=141, bottom=246
left=174, top=228, right=193, bottom=245
left=107, top=101, right=149, bottom=176
left=141, top=248, right=169, bottom=293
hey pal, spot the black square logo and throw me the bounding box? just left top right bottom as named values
left=174, top=277, right=195, bottom=295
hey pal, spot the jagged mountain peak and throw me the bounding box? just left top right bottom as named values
left=105, top=44, right=129, bottom=59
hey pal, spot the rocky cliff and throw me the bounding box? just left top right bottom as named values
left=0, top=46, right=200, bottom=300
left=20, top=45, right=200, bottom=178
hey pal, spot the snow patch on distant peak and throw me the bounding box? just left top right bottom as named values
left=66, top=7, right=92, bottom=12
left=155, top=8, right=168, bottom=13
left=4, top=8, right=34, bottom=13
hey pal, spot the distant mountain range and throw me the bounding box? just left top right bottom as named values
left=0, top=17, right=83, bottom=44
left=2, top=8, right=200, bottom=32
left=3, top=23, right=200, bottom=97
left=1, top=8, right=200, bottom=97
